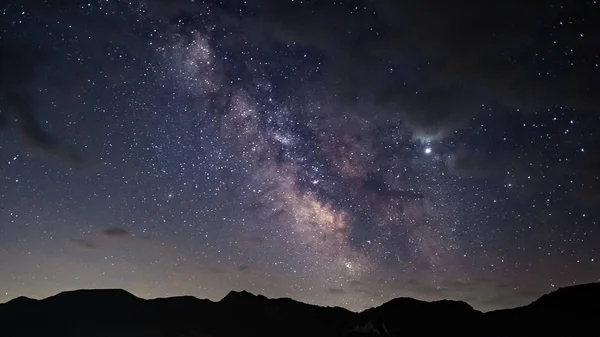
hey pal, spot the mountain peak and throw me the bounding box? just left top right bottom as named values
left=5, top=296, right=36, bottom=306
left=44, top=288, right=140, bottom=305
left=221, top=290, right=267, bottom=303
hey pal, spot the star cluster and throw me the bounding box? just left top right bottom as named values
left=1, top=0, right=599, bottom=311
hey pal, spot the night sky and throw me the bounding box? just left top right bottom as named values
left=1, top=0, right=600, bottom=312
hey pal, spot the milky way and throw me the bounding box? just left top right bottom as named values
left=1, top=0, right=599, bottom=311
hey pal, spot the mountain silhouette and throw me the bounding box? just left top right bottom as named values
left=1, top=283, right=599, bottom=336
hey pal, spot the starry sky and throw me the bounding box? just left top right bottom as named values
left=1, top=0, right=599, bottom=312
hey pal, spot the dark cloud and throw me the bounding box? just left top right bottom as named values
left=226, top=0, right=599, bottom=136
left=328, top=288, right=346, bottom=295
left=70, top=238, right=97, bottom=249
left=247, top=236, right=266, bottom=246
left=444, top=108, right=600, bottom=204
left=0, top=41, right=85, bottom=166
left=446, top=150, right=543, bottom=183
left=102, top=227, right=131, bottom=237
left=1, top=0, right=162, bottom=166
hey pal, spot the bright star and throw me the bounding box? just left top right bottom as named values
left=424, top=147, right=432, bottom=154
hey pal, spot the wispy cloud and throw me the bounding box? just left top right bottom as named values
left=103, top=227, right=131, bottom=237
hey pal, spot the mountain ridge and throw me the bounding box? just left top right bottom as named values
left=0, top=288, right=476, bottom=312
left=1, top=282, right=599, bottom=336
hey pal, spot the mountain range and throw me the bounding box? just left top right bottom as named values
left=1, top=282, right=599, bottom=336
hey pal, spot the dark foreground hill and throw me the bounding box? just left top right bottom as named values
left=1, top=282, right=599, bottom=337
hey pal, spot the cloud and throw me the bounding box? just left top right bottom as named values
left=246, top=236, right=266, bottom=246
left=237, top=265, right=251, bottom=272
left=0, top=40, right=85, bottom=166
left=102, top=227, right=131, bottom=237
left=70, top=238, right=97, bottom=249
left=443, top=108, right=599, bottom=204
left=223, top=0, right=598, bottom=137
left=328, top=288, right=346, bottom=295
left=1, top=0, right=163, bottom=166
